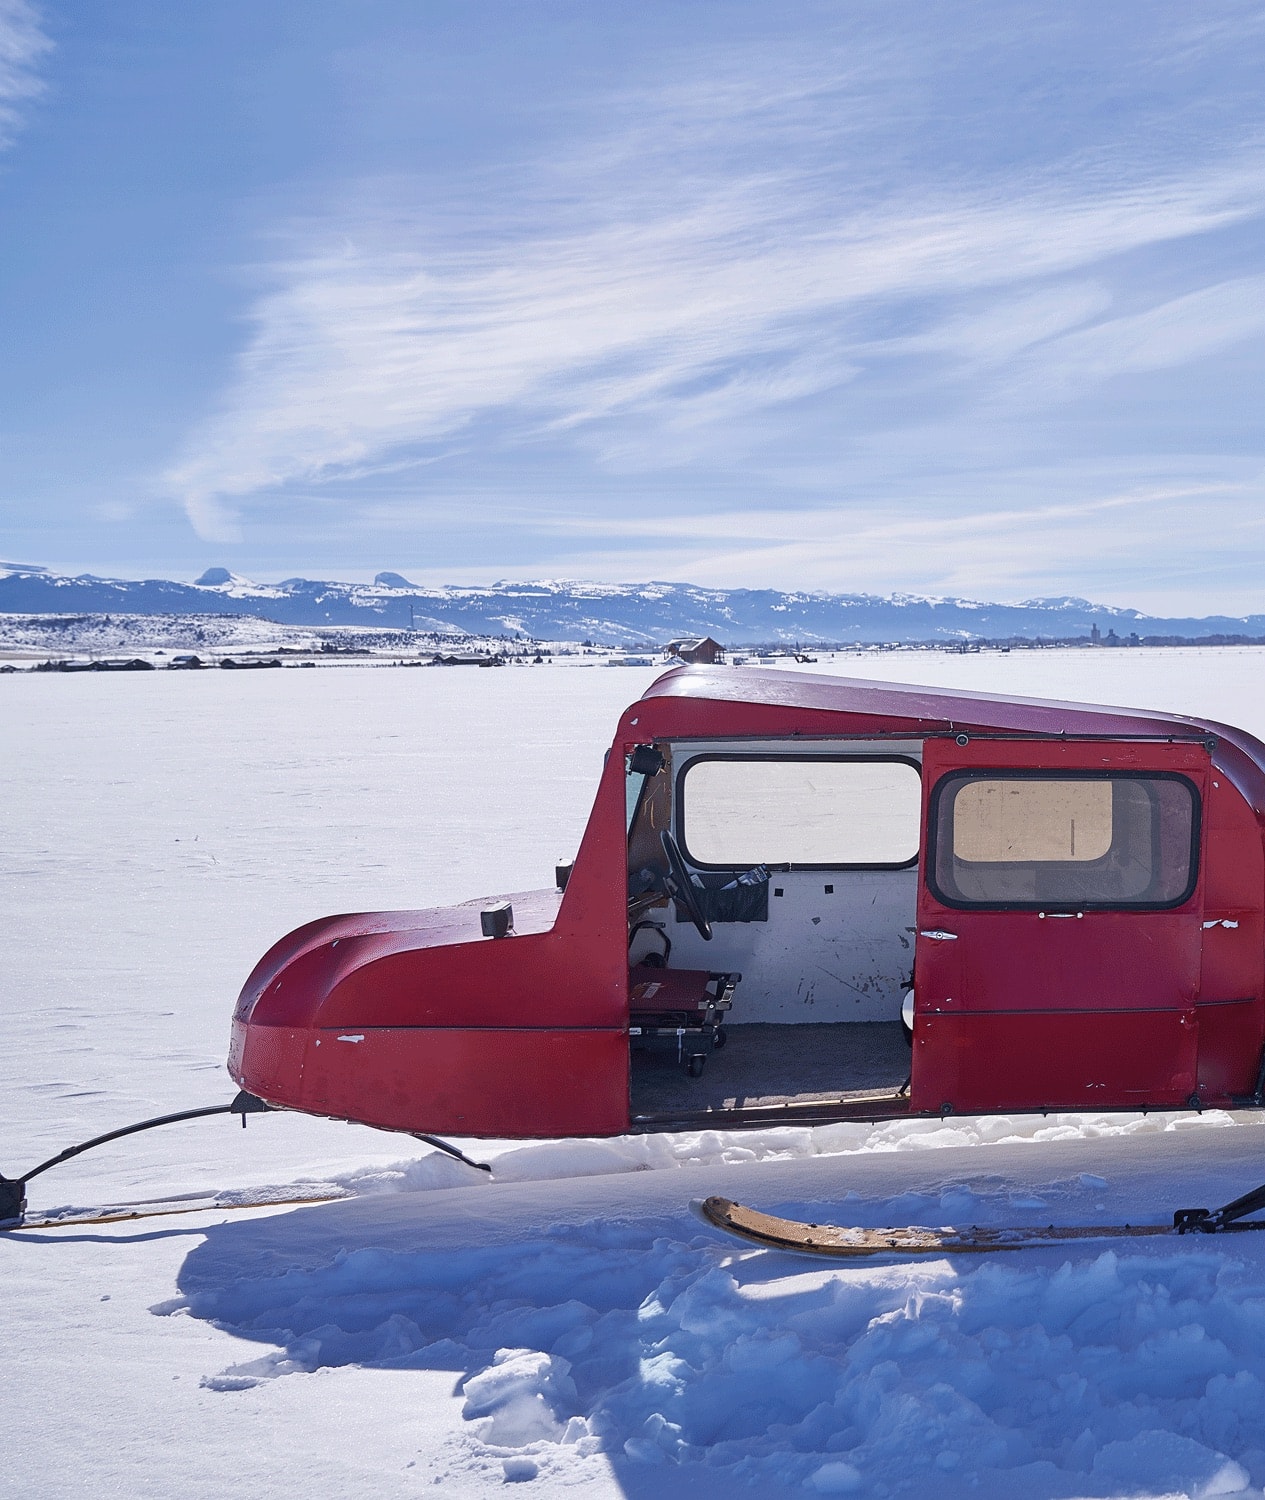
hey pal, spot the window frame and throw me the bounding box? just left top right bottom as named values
left=675, top=753, right=923, bottom=872
left=925, top=768, right=1202, bottom=913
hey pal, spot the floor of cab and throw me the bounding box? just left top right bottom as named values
left=630, top=1020, right=909, bottom=1117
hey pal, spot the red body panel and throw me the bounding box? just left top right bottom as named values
left=912, top=738, right=1209, bottom=1113
left=914, top=1010, right=1198, bottom=1112
left=1196, top=769, right=1265, bottom=1095
left=230, top=1018, right=627, bottom=1136
left=231, top=734, right=633, bottom=1135
left=228, top=666, right=1265, bottom=1136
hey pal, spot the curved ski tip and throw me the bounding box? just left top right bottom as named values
left=697, top=1195, right=740, bottom=1229
left=688, top=1195, right=728, bottom=1230
left=695, top=1195, right=845, bottom=1255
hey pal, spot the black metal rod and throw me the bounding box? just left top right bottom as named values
left=2, top=1097, right=488, bottom=1229
left=1176, top=1177, right=1265, bottom=1233
left=1211, top=1181, right=1265, bottom=1227
left=413, top=1134, right=492, bottom=1172
left=14, top=1104, right=235, bottom=1186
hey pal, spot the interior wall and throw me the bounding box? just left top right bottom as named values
left=661, top=738, right=922, bottom=1024
left=663, top=868, right=917, bottom=1022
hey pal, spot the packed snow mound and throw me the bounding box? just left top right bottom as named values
left=323, top=1107, right=1247, bottom=1199
left=176, top=1187, right=1261, bottom=1497
left=159, top=1113, right=1265, bottom=1497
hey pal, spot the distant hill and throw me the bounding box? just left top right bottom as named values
left=2, top=563, right=1263, bottom=646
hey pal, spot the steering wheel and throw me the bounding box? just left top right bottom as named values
left=660, top=829, right=712, bottom=942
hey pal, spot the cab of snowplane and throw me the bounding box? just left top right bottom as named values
left=228, top=666, right=1265, bottom=1139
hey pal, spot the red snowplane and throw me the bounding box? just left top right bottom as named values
left=228, top=667, right=1265, bottom=1139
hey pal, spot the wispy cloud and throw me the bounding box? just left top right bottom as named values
left=282, top=456, right=1265, bottom=613
left=167, top=158, right=1265, bottom=535
left=162, top=9, right=1265, bottom=586
left=494, top=477, right=1265, bottom=611
left=1004, top=275, right=1265, bottom=394
left=0, top=0, right=50, bottom=151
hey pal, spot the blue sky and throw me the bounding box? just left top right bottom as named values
left=0, top=1, right=1263, bottom=611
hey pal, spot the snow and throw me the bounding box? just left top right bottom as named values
left=6, top=648, right=1265, bottom=1497
left=0, top=609, right=578, bottom=659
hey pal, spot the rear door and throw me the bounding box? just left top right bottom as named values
left=910, top=736, right=1209, bottom=1114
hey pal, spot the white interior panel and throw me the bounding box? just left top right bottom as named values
left=663, top=739, right=922, bottom=1024
left=663, top=869, right=917, bottom=1022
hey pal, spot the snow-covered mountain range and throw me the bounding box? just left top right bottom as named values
left=3, top=562, right=1263, bottom=645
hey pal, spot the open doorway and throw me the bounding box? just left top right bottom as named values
left=625, top=738, right=923, bottom=1126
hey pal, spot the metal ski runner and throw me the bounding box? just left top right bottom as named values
left=1, top=1190, right=353, bottom=1233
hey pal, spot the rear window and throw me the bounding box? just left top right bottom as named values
left=678, top=756, right=921, bottom=868
left=929, top=771, right=1199, bottom=909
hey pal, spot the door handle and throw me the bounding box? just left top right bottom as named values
left=918, top=929, right=958, bottom=941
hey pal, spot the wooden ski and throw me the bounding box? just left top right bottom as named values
left=700, top=1196, right=1265, bottom=1257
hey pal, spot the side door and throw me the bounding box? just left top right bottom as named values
left=910, top=736, right=1208, bottom=1114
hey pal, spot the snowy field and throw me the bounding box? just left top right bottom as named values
left=0, top=608, right=576, bottom=660
left=7, top=650, right=1265, bottom=1497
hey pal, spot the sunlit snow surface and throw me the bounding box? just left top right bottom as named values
left=7, top=651, right=1265, bottom=1497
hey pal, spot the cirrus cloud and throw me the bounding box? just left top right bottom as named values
left=0, top=0, right=50, bottom=151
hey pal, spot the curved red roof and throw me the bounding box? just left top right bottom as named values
left=633, top=665, right=1265, bottom=814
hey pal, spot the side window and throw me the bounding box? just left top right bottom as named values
left=678, top=757, right=921, bottom=869
left=929, top=772, right=1199, bottom=909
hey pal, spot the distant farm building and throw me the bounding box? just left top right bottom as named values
left=663, top=636, right=725, bottom=665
